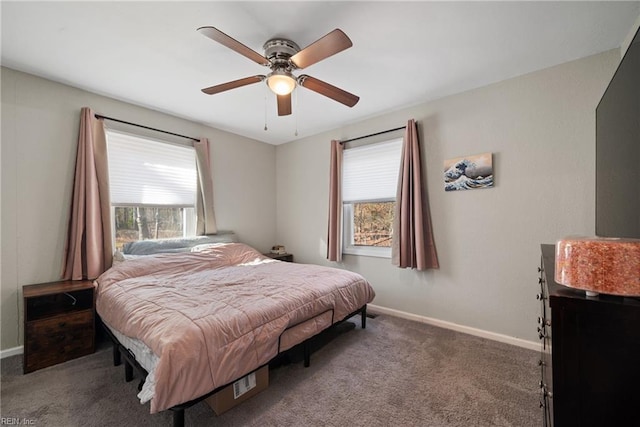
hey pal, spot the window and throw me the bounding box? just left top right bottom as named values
left=106, top=130, right=197, bottom=251
left=342, top=138, right=403, bottom=257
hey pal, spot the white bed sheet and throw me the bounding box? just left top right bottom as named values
left=105, top=322, right=159, bottom=404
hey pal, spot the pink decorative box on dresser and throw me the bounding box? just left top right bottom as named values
left=555, top=237, right=640, bottom=297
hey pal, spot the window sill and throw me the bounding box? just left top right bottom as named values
left=343, top=246, right=391, bottom=259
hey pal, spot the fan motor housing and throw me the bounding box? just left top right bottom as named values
left=263, top=38, right=300, bottom=69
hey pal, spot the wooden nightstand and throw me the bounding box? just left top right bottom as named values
left=23, top=279, right=96, bottom=374
left=264, top=253, right=294, bottom=262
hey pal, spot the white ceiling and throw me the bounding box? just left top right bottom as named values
left=2, top=1, right=639, bottom=145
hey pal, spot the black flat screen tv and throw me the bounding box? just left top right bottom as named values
left=595, top=26, right=640, bottom=239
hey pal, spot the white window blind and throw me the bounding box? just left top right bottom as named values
left=106, top=130, right=197, bottom=207
left=342, top=138, right=403, bottom=202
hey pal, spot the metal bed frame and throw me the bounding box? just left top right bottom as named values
left=102, top=304, right=368, bottom=427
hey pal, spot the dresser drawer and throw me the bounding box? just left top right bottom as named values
left=24, top=310, right=94, bottom=372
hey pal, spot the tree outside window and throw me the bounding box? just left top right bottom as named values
left=113, top=207, right=190, bottom=251
left=352, top=202, right=394, bottom=247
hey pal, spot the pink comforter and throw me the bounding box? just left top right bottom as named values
left=96, top=243, right=375, bottom=413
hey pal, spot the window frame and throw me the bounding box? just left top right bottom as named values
left=105, top=129, right=198, bottom=250
left=341, top=137, right=403, bottom=258
left=342, top=200, right=395, bottom=258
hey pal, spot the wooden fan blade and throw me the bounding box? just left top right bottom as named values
left=290, top=29, right=352, bottom=69
left=201, top=76, right=264, bottom=95
left=298, top=75, right=359, bottom=107
left=197, top=26, right=270, bottom=66
left=277, top=93, right=292, bottom=116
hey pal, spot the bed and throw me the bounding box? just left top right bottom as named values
left=95, top=239, right=375, bottom=425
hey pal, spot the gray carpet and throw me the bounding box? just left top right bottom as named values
left=1, top=314, right=540, bottom=426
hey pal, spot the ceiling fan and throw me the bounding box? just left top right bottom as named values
left=197, top=26, right=360, bottom=116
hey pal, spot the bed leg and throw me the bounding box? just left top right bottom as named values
left=171, top=408, right=185, bottom=427
left=113, top=343, right=121, bottom=366
left=303, top=341, right=310, bottom=368
left=361, top=305, right=367, bottom=329
left=124, top=359, right=134, bottom=382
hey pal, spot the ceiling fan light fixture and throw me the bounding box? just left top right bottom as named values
left=199, top=26, right=359, bottom=115
left=266, top=70, right=296, bottom=95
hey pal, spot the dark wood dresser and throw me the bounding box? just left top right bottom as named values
left=538, top=244, right=640, bottom=426
left=23, top=279, right=96, bottom=373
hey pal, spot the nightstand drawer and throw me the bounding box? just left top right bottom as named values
left=264, top=253, right=294, bottom=262
left=25, top=310, right=94, bottom=372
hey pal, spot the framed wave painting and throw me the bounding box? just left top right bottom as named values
left=444, top=152, right=494, bottom=191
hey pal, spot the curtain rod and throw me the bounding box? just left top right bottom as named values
left=94, top=114, right=200, bottom=142
left=339, top=125, right=406, bottom=145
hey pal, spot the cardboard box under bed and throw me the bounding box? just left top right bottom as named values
left=205, top=365, right=269, bottom=415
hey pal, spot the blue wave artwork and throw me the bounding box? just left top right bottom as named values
left=444, top=152, right=494, bottom=191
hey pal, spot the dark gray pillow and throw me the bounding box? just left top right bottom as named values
left=122, top=231, right=237, bottom=255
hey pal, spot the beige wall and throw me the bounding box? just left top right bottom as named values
left=275, top=50, right=619, bottom=343
left=0, top=67, right=277, bottom=351
left=0, top=49, right=621, bottom=351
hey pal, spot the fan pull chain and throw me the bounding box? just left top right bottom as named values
left=264, top=87, right=268, bottom=131
left=294, top=88, right=299, bottom=137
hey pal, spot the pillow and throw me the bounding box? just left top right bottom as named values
left=112, top=251, right=127, bottom=265
left=190, top=243, right=228, bottom=252
left=112, top=251, right=148, bottom=265
left=189, top=242, right=268, bottom=266
left=122, top=231, right=238, bottom=255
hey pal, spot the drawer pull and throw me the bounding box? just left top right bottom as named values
left=536, top=293, right=546, bottom=301
left=538, top=382, right=553, bottom=398
left=538, top=317, right=551, bottom=327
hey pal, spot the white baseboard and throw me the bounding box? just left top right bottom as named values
left=368, top=304, right=539, bottom=351
left=1, top=345, right=23, bottom=359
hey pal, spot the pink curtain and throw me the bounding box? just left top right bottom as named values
left=194, top=138, right=217, bottom=235
left=391, top=119, right=439, bottom=270
left=327, top=139, right=343, bottom=261
left=62, top=107, right=113, bottom=280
